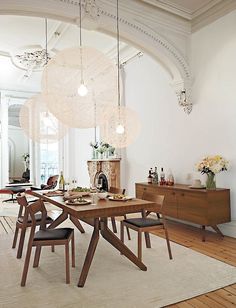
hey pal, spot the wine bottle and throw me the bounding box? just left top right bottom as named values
left=160, top=167, right=165, bottom=185
left=153, top=166, right=159, bottom=184
left=59, top=171, right=65, bottom=191
left=147, top=169, right=153, bottom=184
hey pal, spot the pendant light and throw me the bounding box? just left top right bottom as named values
left=78, top=0, right=88, bottom=97
left=19, top=19, right=68, bottom=143
left=100, top=0, right=141, bottom=148
left=42, top=1, right=118, bottom=128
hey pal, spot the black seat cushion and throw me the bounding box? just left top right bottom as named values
left=124, top=218, right=163, bottom=228
left=18, top=213, right=53, bottom=224
left=34, top=228, right=73, bottom=241
left=4, top=187, right=25, bottom=193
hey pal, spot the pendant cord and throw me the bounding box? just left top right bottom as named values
left=79, top=0, right=82, bottom=48
left=116, top=0, right=121, bottom=108
left=79, top=0, right=84, bottom=83
left=45, top=18, right=48, bottom=64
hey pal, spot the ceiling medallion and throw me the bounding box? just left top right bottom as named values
left=11, top=46, right=51, bottom=74
left=58, top=0, right=100, bottom=19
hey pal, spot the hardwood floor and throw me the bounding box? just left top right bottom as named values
left=1, top=215, right=235, bottom=307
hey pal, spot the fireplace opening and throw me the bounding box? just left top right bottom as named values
left=94, top=172, right=108, bottom=192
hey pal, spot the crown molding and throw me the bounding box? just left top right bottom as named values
left=192, top=0, right=236, bottom=32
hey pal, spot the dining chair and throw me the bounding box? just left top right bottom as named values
left=12, top=194, right=54, bottom=259
left=109, top=187, right=131, bottom=240
left=21, top=198, right=75, bottom=286
left=120, top=191, right=172, bottom=262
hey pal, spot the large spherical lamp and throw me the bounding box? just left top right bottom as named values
left=19, top=94, right=68, bottom=143
left=41, top=45, right=118, bottom=128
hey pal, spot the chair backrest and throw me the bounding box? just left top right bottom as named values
left=16, top=194, right=29, bottom=223
left=142, top=191, right=165, bottom=213
left=109, top=187, right=126, bottom=195
left=46, top=175, right=59, bottom=188
left=27, top=199, right=47, bottom=230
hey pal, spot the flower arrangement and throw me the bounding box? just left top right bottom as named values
left=22, top=153, right=30, bottom=163
left=196, top=155, right=228, bottom=189
left=196, top=155, right=228, bottom=175
left=89, top=141, right=115, bottom=159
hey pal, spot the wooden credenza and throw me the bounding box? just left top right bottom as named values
left=136, top=183, right=231, bottom=241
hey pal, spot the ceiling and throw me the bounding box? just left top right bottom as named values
left=139, top=0, right=230, bottom=20
left=0, top=15, right=138, bottom=94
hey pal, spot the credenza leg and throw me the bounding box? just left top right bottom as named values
left=201, top=225, right=206, bottom=242
left=212, top=225, right=224, bottom=238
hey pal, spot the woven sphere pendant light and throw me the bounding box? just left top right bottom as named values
left=99, top=105, right=141, bottom=149
left=99, top=0, right=141, bottom=148
left=41, top=46, right=118, bottom=128
left=19, top=94, right=68, bottom=143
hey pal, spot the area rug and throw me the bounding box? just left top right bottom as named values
left=0, top=198, right=61, bottom=217
left=0, top=222, right=236, bottom=308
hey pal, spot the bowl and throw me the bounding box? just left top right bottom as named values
left=97, top=192, right=108, bottom=199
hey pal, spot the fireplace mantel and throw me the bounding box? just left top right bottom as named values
left=87, top=159, right=121, bottom=190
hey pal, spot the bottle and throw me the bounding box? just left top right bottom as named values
left=59, top=171, right=65, bottom=191
left=153, top=166, right=159, bottom=184
left=147, top=169, right=153, bottom=184
left=160, top=167, right=165, bottom=185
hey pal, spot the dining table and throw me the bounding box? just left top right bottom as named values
left=27, top=190, right=158, bottom=287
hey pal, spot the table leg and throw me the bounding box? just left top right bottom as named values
left=70, top=215, right=85, bottom=233
left=100, top=219, right=147, bottom=272
left=47, top=211, right=68, bottom=229
left=77, top=218, right=100, bottom=287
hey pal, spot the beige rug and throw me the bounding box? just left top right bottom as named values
left=0, top=222, right=236, bottom=308
left=0, top=198, right=61, bottom=217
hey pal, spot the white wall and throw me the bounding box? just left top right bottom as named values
left=124, top=11, right=236, bottom=234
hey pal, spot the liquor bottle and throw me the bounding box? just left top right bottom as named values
left=160, top=167, right=165, bottom=185
left=59, top=171, right=65, bottom=191
left=147, top=169, right=153, bottom=184
left=153, top=166, right=159, bottom=184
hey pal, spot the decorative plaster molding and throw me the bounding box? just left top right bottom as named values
left=0, top=0, right=193, bottom=112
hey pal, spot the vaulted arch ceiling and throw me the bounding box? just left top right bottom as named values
left=0, top=0, right=194, bottom=112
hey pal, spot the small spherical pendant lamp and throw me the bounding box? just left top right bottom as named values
left=99, top=0, right=141, bottom=148
left=100, top=105, right=141, bottom=148
left=19, top=94, right=68, bottom=143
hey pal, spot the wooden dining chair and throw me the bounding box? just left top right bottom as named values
left=120, top=191, right=172, bottom=262
left=109, top=187, right=131, bottom=240
left=12, top=194, right=54, bottom=259
left=21, top=198, right=75, bottom=286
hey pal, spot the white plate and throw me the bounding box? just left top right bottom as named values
left=65, top=200, right=91, bottom=206
left=189, top=185, right=206, bottom=189
left=108, top=196, right=133, bottom=201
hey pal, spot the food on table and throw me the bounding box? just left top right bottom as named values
left=71, top=186, right=90, bottom=192
left=113, top=194, right=125, bottom=200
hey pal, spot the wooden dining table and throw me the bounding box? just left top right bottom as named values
left=28, top=190, right=158, bottom=287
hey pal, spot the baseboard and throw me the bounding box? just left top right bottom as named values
left=151, top=214, right=236, bottom=239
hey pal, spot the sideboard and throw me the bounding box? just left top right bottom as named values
left=135, top=183, right=231, bottom=241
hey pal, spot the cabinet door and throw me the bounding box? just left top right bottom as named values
left=157, top=189, right=178, bottom=218
left=177, top=191, right=208, bottom=225
left=135, top=184, right=157, bottom=198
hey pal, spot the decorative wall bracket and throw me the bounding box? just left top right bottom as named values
left=171, top=79, right=193, bottom=114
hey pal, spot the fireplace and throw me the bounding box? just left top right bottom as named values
left=87, top=159, right=121, bottom=191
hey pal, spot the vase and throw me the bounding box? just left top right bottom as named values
left=206, top=173, right=216, bottom=189
left=92, top=148, right=96, bottom=159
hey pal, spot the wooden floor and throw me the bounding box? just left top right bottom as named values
left=1, top=215, right=236, bottom=307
